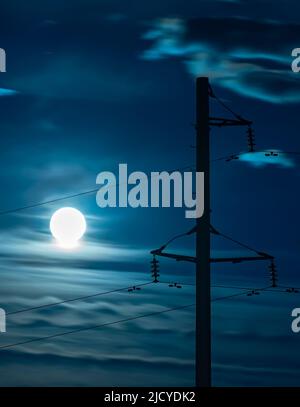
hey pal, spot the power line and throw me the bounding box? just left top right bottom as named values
left=215, top=229, right=271, bottom=257
left=212, top=284, right=270, bottom=291
left=0, top=303, right=195, bottom=351
left=209, top=85, right=246, bottom=122
left=0, top=287, right=275, bottom=351
left=212, top=286, right=271, bottom=301
left=160, top=280, right=300, bottom=297
left=216, top=285, right=298, bottom=295
left=152, top=221, right=273, bottom=261
left=7, top=282, right=153, bottom=316
left=213, top=285, right=300, bottom=295
left=8, top=280, right=290, bottom=319
left=212, top=290, right=258, bottom=301
left=6, top=280, right=269, bottom=319
left=0, top=165, right=194, bottom=218
left=160, top=280, right=272, bottom=292
left=0, top=188, right=99, bottom=216
left=159, top=281, right=259, bottom=291
left=0, top=148, right=298, bottom=217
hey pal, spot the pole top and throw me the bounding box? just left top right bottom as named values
left=196, top=76, right=209, bottom=82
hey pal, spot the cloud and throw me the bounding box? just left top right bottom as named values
left=141, top=17, right=300, bottom=103
left=0, top=227, right=147, bottom=268
left=0, top=88, right=18, bottom=97
left=238, top=150, right=295, bottom=168
left=0, top=225, right=195, bottom=386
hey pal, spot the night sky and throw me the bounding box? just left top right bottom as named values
left=0, top=0, right=300, bottom=386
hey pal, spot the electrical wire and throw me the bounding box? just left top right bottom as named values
left=160, top=280, right=276, bottom=292
left=212, top=290, right=257, bottom=301
left=3, top=279, right=299, bottom=352
left=160, top=281, right=262, bottom=290
left=0, top=287, right=276, bottom=351
left=153, top=221, right=272, bottom=260
left=1, top=147, right=299, bottom=217
left=159, top=281, right=300, bottom=296
left=9, top=281, right=290, bottom=319
left=215, top=229, right=271, bottom=257
left=0, top=303, right=195, bottom=351
left=0, top=188, right=99, bottom=216
left=209, top=84, right=249, bottom=122
left=213, top=285, right=273, bottom=301
left=7, top=282, right=153, bottom=316
left=0, top=165, right=195, bottom=218
left=211, top=153, right=241, bottom=162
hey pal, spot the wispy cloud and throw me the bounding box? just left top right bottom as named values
left=238, top=150, right=295, bottom=168
left=0, top=88, right=18, bottom=97
left=141, top=17, right=300, bottom=103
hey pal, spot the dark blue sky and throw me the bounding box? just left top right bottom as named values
left=0, top=0, right=299, bottom=386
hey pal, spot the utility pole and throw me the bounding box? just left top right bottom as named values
left=195, top=77, right=211, bottom=387
left=151, top=76, right=273, bottom=387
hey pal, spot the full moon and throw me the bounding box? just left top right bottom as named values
left=50, top=207, right=87, bottom=249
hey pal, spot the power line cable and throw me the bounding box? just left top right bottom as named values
left=209, top=84, right=249, bottom=122
left=215, top=229, right=271, bottom=257
left=160, top=280, right=277, bottom=292
left=153, top=221, right=272, bottom=260
left=0, top=287, right=274, bottom=351
left=212, top=288, right=266, bottom=302
left=0, top=165, right=195, bottom=218
left=9, top=281, right=290, bottom=318
left=160, top=281, right=264, bottom=290
left=7, top=282, right=153, bottom=316
left=0, top=303, right=195, bottom=351
left=1, top=149, right=299, bottom=217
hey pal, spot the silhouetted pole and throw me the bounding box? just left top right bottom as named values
left=195, top=77, right=211, bottom=387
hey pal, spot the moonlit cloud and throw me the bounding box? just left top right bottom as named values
left=141, top=17, right=300, bottom=103
left=238, top=150, right=295, bottom=168
left=0, top=88, right=18, bottom=97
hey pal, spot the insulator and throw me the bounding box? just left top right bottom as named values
left=151, top=255, right=160, bottom=283
left=226, top=155, right=239, bottom=162
left=286, top=288, right=299, bottom=294
left=268, top=260, right=278, bottom=288
left=247, top=126, right=256, bottom=152
left=265, top=151, right=278, bottom=157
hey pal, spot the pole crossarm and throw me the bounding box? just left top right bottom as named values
left=150, top=249, right=273, bottom=264
left=150, top=249, right=196, bottom=263
left=212, top=254, right=273, bottom=263
left=209, top=116, right=252, bottom=127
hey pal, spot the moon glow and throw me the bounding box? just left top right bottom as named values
left=50, top=207, right=86, bottom=249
